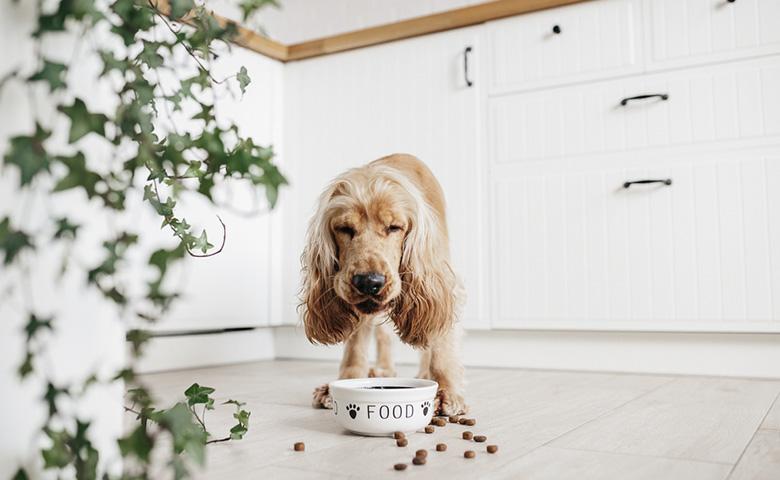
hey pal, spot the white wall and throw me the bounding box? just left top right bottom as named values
left=207, top=0, right=489, bottom=43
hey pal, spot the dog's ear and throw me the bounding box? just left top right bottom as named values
left=389, top=207, right=460, bottom=349
left=299, top=187, right=358, bottom=345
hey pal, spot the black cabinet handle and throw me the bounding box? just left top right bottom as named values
left=620, top=93, right=669, bottom=106
left=623, top=179, right=672, bottom=189
left=464, top=46, right=473, bottom=87
left=552, top=24, right=562, bottom=34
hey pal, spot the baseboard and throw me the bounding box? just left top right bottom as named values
left=272, top=325, right=780, bottom=379
left=134, top=328, right=275, bottom=373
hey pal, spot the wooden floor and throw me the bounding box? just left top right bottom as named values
left=135, top=360, right=780, bottom=479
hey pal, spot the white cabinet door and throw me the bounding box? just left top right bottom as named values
left=646, top=0, right=780, bottom=71
left=284, top=26, right=487, bottom=329
left=491, top=149, right=780, bottom=332
left=488, top=0, right=643, bottom=94
left=133, top=49, right=284, bottom=332
left=490, top=55, right=780, bottom=163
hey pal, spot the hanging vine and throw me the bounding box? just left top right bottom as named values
left=2, top=0, right=284, bottom=477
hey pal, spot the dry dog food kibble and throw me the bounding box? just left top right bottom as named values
left=424, top=426, right=435, bottom=434
left=464, top=419, right=476, bottom=426
left=396, top=438, right=408, bottom=447
left=293, top=442, right=305, bottom=452
left=394, top=463, right=407, bottom=471
left=464, top=450, right=476, bottom=459
left=458, top=418, right=468, bottom=425
left=412, top=456, right=427, bottom=466
left=474, top=435, right=487, bottom=443
left=436, top=443, right=448, bottom=452
left=462, top=431, right=473, bottom=440
left=432, top=417, right=447, bottom=427
left=487, top=445, right=498, bottom=454
left=393, top=432, right=405, bottom=440
left=449, top=415, right=461, bottom=423
left=415, top=449, right=428, bottom=458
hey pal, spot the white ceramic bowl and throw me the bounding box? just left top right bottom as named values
left=329, top=377, right=438, bottom=436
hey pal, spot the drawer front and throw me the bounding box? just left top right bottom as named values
left=490, top=56, right=780, bottom=164
left=491, top=151, right=780, bottom=331
left=648, top=0, right=780, bottom=70
left=488, top=0, right=642, bottom=93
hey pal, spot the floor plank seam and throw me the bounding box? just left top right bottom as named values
left=506, top=376, right=679, bottom=464
left=724, top=389, right=780, bottom=480
left=548, top=444, right=733, bottom=466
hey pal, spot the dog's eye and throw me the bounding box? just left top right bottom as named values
left=335, top=226, right=355, bottom=238
left=386, top=225, right=403, bottom=234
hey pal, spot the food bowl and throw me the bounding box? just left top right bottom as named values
left=329, top=377, right=438, bottom=436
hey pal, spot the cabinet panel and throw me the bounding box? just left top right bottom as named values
left=647, top=0, right=780, bottom=71
left=284, top=27, right=487, bottom=328
left=490, top=56, right=780, bottom=164
left=491, top=151, right=780, bottom=331
left=488, top=0, right=642, bottom=94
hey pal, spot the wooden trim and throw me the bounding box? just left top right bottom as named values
left=286, top=0, right=589, bottom=61
left=154, top=0, right=592, bottom=62
left=153, top=0, right=288, bottom=61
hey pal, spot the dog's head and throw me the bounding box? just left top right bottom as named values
left=299, top=162, right=457, bottom=348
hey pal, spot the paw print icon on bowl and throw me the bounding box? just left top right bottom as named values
left=346, top=403, right=360, bottom=419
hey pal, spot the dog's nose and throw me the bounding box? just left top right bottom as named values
left=351, top=272, right=386, bottom=295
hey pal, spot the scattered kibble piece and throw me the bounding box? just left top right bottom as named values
left=412, top=456, right=427, bottom=466
left=293, top=442, right=305, bottom=452
left=424, top=426, right=435, bottom=434
left=394, top=463, right=407, bottom=471
left=415, top=449, right=428, bottom=458
left=458, top=418, right=468, bottom=425
left=464, top=419, right=476, bottom=426
left=474, top=435, right=487, bottom=443
left=436, top=443, right=447, bottom=452
left=397, top=438, right=408, bottom=447
left=487, top=445, right=498, bottom=454
left=393, top=431, right=405, bottom=440
left=464, top=450, right=476, bottom=459
left=432, top=417, right=447, bottom=427
left=449, top=415, right=461, bottom=423
left=462, top=431, right=473, bottom=440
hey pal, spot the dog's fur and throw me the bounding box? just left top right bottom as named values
left=299, top=153, right=467, bottom=415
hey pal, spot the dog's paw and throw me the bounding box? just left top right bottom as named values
left=312, top=384, right=333, bottom=409
left=368, top=367, right=396, bottom=378
left=434, top=389, right=468, bottom=416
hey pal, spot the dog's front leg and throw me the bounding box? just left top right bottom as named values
left=312, top=318, right=372, bottom=409
left=419, top=325, right=467, bottom=416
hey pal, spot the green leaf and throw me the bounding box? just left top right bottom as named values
left=12, top=468, right=29, bottom=480
left=41, top=428, right=72, bottom=468
left=184, top=383, right=216, bottom=407
left=3, top=123, right=52, bottom=186
left=0, top=217, right=33, bottom=265
left=191, top=230, right=213, bottom=253
left=117, top=424, right=153, bottom=462
left=238, top=0, right=280, bottom=22
left=236, top=66, right=250, bottom=94
left=24, top=314, right=53, bottom=341
left=126, top=329, right=151, bottom=356
left=53, top=217, right=80, bottom=240
left=169, top=0, right=195, bottom=19
left=53, top=152, right=102, bottom=198
left=58, top=98, right=108, bottom=143
left=28, top=60, right=67, bottom=91
left=18, top=350, right=34, bottom=378
left=155, top=402, right=207, bottom=464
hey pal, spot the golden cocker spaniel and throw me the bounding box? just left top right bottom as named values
left=300, top=153, right=467, bottom=416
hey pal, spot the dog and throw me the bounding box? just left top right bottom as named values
left=299, top=153, right=467, bottom=416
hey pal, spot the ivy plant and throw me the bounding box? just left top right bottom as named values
left=2, top=0, right=284, bottom=478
